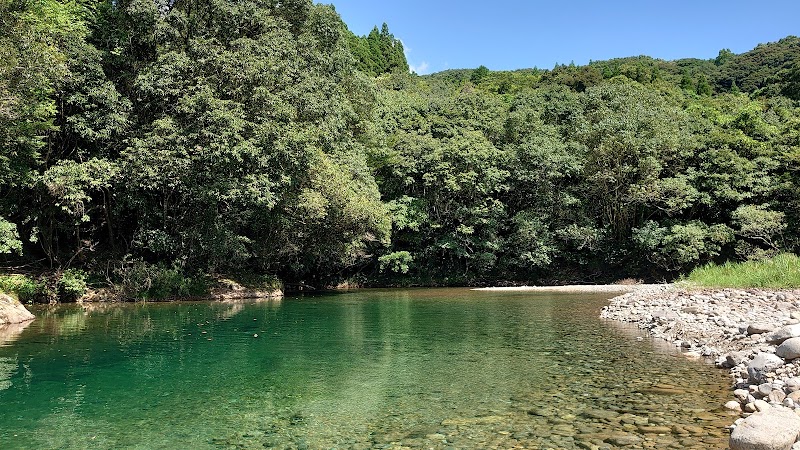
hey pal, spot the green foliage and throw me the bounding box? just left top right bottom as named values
left=56, top=269, right=87, bottom=301
left=115, top=259, right=209, bottom=301
left=686, top=253, right=800, bottom=288
left=0, top=217, right=22, bottom=255
left=719, top=36, right=800, bottom=93
left=0, top=1, right=800, bottom=290
left=230, top=274, right=283, bottom=291
left=348, top=23, right=408, bottom=76
left=378, top=251, right=413, bottom=274
left=0, top=274, right=47, bottom=303
left=470, top=65, right=490, bottom=84
left=634, top=221, right=734, bottom=272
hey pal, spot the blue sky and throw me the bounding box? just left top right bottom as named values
left=318, top=1, right=800, bottom=75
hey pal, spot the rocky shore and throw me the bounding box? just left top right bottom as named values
left=602, top=285, right=800, bottom=450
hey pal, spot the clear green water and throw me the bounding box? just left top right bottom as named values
left=0, top=289, right=732, bottom=449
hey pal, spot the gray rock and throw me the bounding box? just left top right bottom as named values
left=759, top=383, right=774, bottom=396
left=0, top=294, right=34, bottom=325
left=768, top=390, right=787, bottom=404
left=777, top=338, right=800, bottom=360
left=767, top=325, right=800, bottom=344
left=754, top=400, right=771, bottom=412
left=726, top=351, right=751, bottom=368
left=735, top=389, right=750, bottom=402
left=730, top=407, right=800, bottom=450
left=787, top=391, right=800, bottom=403
left=725, top=401, right=743, bottom=412
left=748, top=353, right=786, bottom=383
left=749, top=323, right=778, bottom=335
left=786, top=378, right=800, bottom=392
left=652, top=309, right=679, bottom=322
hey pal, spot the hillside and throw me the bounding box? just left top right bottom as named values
left=1, top=0, right=799, bottom=298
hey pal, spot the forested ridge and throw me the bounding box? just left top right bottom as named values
left=1, top=0, right=799, bottom=298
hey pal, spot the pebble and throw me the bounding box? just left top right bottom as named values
left=602, top=286, right=800, bottom=448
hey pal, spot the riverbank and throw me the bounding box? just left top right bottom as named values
left=472, top=284, right=667, bottom=294
left=602, top=286, right=800, bottom=449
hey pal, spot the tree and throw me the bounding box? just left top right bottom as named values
left=470, top=65, right=490, bottom=84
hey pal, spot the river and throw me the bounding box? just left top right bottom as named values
left=0, top=288, right=732, bottom=449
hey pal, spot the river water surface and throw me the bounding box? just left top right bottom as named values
left=0, top=289, right=732, bottom=449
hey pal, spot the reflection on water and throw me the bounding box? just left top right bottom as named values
left=0, top=320, right=32, bottom=347
left=0, top=290, right=731, bottom=449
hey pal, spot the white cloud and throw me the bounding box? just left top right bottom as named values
left=410, top=62, right=430, bottom=75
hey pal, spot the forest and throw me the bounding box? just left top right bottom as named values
left=1, top=0, right=800, bottom=299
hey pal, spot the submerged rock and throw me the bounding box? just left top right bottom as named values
left=729, top=407, right=800, bottom=450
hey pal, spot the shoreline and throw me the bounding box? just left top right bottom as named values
left=602, top=286, right=800, bottom=449
left=472, top=284, right=668, bottom=294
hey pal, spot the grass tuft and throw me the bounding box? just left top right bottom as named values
left=684, top=253, right=800, bottom=289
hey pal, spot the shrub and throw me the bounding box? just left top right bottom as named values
left=116, top=259, right=210, bottom=300
left=57, top=269, right=88, bottom=301
left=378, top=251, right=413, bottom=274
left=0, top=274, right=48, bottom=303
left=234, top=274, right=283, bottom=291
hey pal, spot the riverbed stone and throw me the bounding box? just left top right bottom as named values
left=767, top=325, right=800, bottom=345
left=726, top=351, right=751, bottom=367
left=749, top=323, right=778, bottom=335
left=734, top=389, right=750, bottom=403
left=748, top=353, right=786, bottom=383
left=787, top=391, right=800, bottom=403
left=759, top=383, right=775, bottom=396
left=769, top=389, right=787, bottom=404
left=729, top=407, right=800, bottom=450
left=777, top=338, right=800, bottom=360
left=581, top=409, right=620, bottom=421
left=606, top=434, right=642, bottom=446
left=754, top=400, right=771, bottom=412
left=725, top=401, right=744, bottom=412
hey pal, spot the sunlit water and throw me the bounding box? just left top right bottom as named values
left=0, top=289, right=733, bottom=449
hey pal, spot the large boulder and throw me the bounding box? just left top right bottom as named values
left=748, top=353, right=786, bottom=383
left=730, top=407, right=800, bottom=450
left=0, top=293, right=34, bottom=325
left=778, top=338, right=800, bottom=360
left=767, top=325, right=800, bottom=345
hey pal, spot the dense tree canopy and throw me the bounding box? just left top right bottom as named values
left=0, top=0, right=799, bottom=293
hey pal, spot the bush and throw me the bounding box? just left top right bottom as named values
left=378, top=251, right=413, bottom=274
left=116, top=259, right=210, bottom=300
left=0, top=274, right=48, bottom=303
left=234, top=274, right=283, bottom=291
left=57, top=269, right=88, bottom=301
left=684, top=253, right=800, bottom=288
